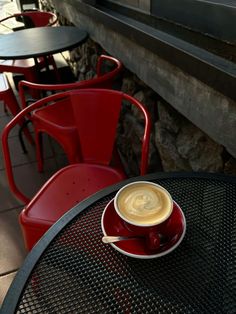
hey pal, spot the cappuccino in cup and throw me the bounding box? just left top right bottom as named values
left=114, top=181, right=173, bottom=226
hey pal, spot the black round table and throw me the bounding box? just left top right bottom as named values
left=0, top=26, right=88, bottom=59
left=1, top=172, right=236, bottom=313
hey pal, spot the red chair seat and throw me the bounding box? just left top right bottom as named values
left=22, top=164, right=126, bottom=223
left=20, top=163, right=126, bottom=249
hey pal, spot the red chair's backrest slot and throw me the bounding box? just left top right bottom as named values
left=21, top=11, right=58, bottom=27
left=70, top=89, right=123, bottom=165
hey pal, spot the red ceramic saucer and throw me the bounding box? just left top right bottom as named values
left=101, top=199, right=186, bottom=259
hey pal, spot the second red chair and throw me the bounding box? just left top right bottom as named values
left=18, top=55, right=123, bottom=171
left=0, top=10, right=59, bottom=94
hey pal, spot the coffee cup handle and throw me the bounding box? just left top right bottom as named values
left=145, top=231, right=161, bottom=250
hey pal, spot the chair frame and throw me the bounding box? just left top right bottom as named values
left=18, top=54, right=123, bottom=108
left=17, top=55, right=123, bottom=170
left=2, top=88, right=151, bottom=205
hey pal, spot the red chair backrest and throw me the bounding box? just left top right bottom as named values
left=0, top=11, right=58, bottom=28
left=18, top=55, right=123, bottom=108
left=1, top=88, right=151, bottom=205
left=15, top=11, right=58, bottom=27
left=70, top=89, right=123, bottom=165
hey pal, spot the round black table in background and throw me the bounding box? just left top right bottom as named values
left=1, top=172, right=236, bottom=313
left=0, top=26, right=88, bottom=59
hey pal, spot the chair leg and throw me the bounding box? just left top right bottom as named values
left=4, top=104, right=8, bottom=114
left=18, top=120, right=33, bottom=154
left=23, top=69, right=41, bottom=99
left=48, top=55, right=61, bottom=82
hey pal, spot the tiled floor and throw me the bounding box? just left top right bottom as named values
left=0, top=0, right=69, bottom=306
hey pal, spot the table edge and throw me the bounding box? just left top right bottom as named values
left=1, top=171, right=236, bottom=313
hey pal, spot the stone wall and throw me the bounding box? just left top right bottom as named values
left=41, top=1, right=236, bottom=177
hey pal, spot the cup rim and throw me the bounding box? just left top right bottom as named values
left=114, top=181, right=173, bottom=227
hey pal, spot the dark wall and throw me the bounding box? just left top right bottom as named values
left=151, top=0, right=236, bottom=44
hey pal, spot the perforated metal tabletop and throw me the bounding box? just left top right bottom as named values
left=1, top=172, right=236, bottom=313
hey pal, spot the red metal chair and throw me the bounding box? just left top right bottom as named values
left=0, top=11, right=59, bottom=95
left=1, top=88, right=151, bottom=250
left=0, top=11, right=58, bottom=30
left=0, top=73, right=20, bottom=116
left=18, top=55, right=123, bottom=171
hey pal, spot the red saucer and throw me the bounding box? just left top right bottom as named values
left=101, top=199, right=186, bottom=259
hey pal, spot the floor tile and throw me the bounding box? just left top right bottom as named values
left=0, top=113, right=12, bottom=127
left=0, top=133, right=55, bottom=170
left=0, top=135, right=36, bottom=170
left=0, top=271, right=17, bottom=307
left=0, top=114, right=20, bottom=137
left=0, top=169, right=22, bottom=211
left=0, top=100, right=8, bottom=117
left=0, top=208, right=27, bottom=275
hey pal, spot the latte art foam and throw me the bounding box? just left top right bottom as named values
left=117, top=183, right=172, bottom=225
left=125, top=189, right=162, bottom=216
